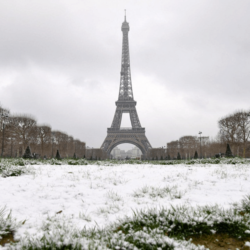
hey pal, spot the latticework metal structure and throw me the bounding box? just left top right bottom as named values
left=101, top=14, right=152, bottom=158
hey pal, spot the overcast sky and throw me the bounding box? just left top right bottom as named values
left=0, top=0, right=249, bottom=149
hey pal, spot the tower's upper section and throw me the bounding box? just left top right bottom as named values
left=121, top=16, right=130, bottom=31
left=118, top=12, right=134, bottom=102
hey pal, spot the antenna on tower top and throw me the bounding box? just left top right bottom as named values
left=124, top=9, right=126, bottom=21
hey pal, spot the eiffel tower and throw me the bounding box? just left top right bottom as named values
left=101, top=13, right=152, bottom=158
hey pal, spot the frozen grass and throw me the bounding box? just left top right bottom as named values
left=0, top=159, right=250, bottom=249
left=132, top=185, right=185, bottom=200
left=0, top=157, right=249, bottom=173
left=111, top=200, right=250, bottom=241
left=0, top=157, right=248, bottom=179
left=1, top=198, right=250, bottom=249
left=0, top=207, right=18, bottom=242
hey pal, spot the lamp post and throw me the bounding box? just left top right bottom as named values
left=198, top=131, right=202, bottom=159
left=1, top=110, right=9, bottom=157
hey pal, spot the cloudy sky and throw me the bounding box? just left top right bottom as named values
left=0, top=0, right=249, bottom=149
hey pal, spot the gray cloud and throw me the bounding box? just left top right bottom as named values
left=0, top=0, right=250, bottom=148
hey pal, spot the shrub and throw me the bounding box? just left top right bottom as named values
left=56, top=150, right=61, bottom=160
left=23, top=146, right=33, bottom=159
left=225, top=144, right=233, bottom=157
left=194, top=151, right=198, bottom=159
left=177, top=152, right=181, bottom=160
left=0, top=207, right=18, bottom=241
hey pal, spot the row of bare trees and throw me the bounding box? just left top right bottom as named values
left=85, top=148, right=107, bottom=160
left=165, top=110, right=250, bottom=159
left=0, top=106, right=86, bottom=158
left=166, top=136, right=217, bottom=160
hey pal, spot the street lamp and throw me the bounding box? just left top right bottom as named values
left=198, top=131, right=202, bottom=159
left=1, top=109, right=9, bottom=157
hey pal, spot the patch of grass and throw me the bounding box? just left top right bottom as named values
left=0, top=231, right=16, bottom=247
left=106, top=190, right=124, bottom=202
left=1, top=165, right=33, bottom=178
left=79, top=211, right=92, bottom=222
left=232, top=195, right=250, bottom=217
left=96, top=203, right=121, bottom=216
left=0, top=157, right=249, bottom=172
left=132, top=185, right=185, bottom=200
left=241, top=195, right=250, bottom=214
left=0, top=207, right=19, bottom=247
left=110, top=202, right=250, bottom=249
left=3, top=198, right=250, bottom=249
left=4, top=215, right=109, bottom=250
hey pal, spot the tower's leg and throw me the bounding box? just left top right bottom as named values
left=111, top=108, right=122, bottom=128
left=130, top=108, right=141, bottom=128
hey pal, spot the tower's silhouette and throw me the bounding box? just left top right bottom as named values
left=101, top=13, right=152, bottom=158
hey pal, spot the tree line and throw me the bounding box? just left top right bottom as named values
left=0, top=105, right=86, bottom=158
left=166, top=136, right=219, bottom=160
left=166, top=110, right=250, bottom=159
left=218, top=110, right=250, bottom=158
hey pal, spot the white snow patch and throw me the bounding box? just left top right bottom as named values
left=245, top=241, right=250, bottom=246
left=0, top=163, right=250, bottom=243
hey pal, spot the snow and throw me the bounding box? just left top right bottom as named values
left=245, top=241, right=250, bottom=246
left=0, top=163, right=250, bottom=242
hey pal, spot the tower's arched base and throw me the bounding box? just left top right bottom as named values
left=101, top=128, right=151, bottom=159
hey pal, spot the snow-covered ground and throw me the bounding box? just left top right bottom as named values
left=1, top=163, right=250, bottom=243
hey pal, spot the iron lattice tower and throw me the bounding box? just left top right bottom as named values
left=101, top=13, right=152, bottom=158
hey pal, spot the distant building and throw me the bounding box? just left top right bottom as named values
left=111, top=146, right=142, bottom=159
left=112, top=147, right=121, bottom=159
left=120, top=150, right=126, bottom=159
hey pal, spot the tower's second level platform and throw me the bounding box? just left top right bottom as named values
left=115, top=100, right=137, bottom=106
left=107, top=127, right=145, bottom=133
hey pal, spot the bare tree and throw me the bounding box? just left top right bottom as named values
left=74, top=139, right=85, bottom=158
left=218, top=113, right=239, bottom=154
left=179, top=136, right=198, bottom=159
left=235, top=111, right=250, bottom=157
left=218, top=110, right=250, bottom=157
left=37, top=125, right=51, bottom=158
left=207, top=138, right=224, bottom=157
left=0, top=106, right=10, bottom=156
left=148, top=148, right=164, bottom=160
left=52, top=131, right=69, bottom=158
left=80, top=141, right=86, bottom=158
left=8, top=115, right=37, bottom=155
left=167, top=140, right=179, bottom=159
left=200, top=136, right=210, bottom=158
left=67, top=136, right=75, bottom=157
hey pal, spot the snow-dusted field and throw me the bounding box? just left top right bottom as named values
left=1, top=163, right=250, bottom=243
